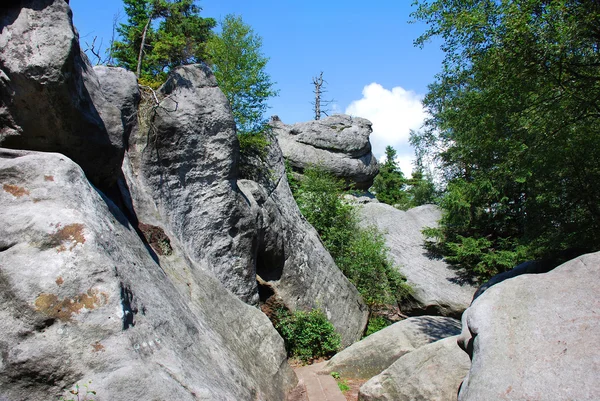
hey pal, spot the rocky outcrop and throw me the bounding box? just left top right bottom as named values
left=116, top=65, right=368, bottom=344
left=0, top=149, right=296, bottom=401
left=272, top=114, right=379, bottom=189
left=322, top=316, right=461, bottom=379
left=457, top=252, right=600, bottom=401
left=0, top=1, right=124, bottom=193
left=237, top=130, right=369, bottom=346
left=359, top=336, right=470, bottom=401
left=358, top=203, right=477, bottom=317
left=121, top=64, right=259, bottom=303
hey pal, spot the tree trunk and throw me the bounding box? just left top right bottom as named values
left=136, top=17, right=152, bottom=78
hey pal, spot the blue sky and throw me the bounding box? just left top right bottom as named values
left=71, top=0, right=443, bottom=174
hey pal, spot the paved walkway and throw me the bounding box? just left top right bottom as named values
left=291, top=362, right=346, bottom=401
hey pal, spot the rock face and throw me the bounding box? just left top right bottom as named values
left=457, top=252, right=600, bottom=401
left=237, top=131, right=369, bottom=346
left=0, top=1, right=124, bottom=193
left=122, top=64, right=258, bottom=303
left=116, top=64, right=368, bottom=345
left=0, top=149, right=296, bottom=401
left=358, top=203, right=477, bottom=317
left=359, top=336, right=470, bottom=401
left=323, top=316, right=461, bottom=379
left=272, top=114, right=379, bottom=189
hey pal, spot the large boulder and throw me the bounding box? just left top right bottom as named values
left=358, top=203, right=477, bottom=317
left=0, top=149, right=296, bottom=401
left=272, top=114, right=379, bottom=189
left=0, top=1, right=124, bottom=193
left=237, top=131, right=369, bottom=346
left=457, top=252, right=600, bottom=401
left=122, top=64, right=259, bottom=303
left=114, top=63, right=368, bottom=345
left=359, top=336, right=470, bottom=401
left=322, top=316, right=461, bottom=379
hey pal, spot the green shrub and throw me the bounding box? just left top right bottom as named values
left=275, top=308, right=341, bottom=362
left=364, top=315, right=393, bottom=337
left=238, top=131, right=270, bottom=160
left=293, top=166, right=412, bottom=306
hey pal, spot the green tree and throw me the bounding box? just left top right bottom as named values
left=113, top=0, right=215, bottom=81
left=371, top=146, right=438, bottom=209
left=205, top=14, right=278, bottom=135
left=411, top=0, right=600, bottom=280
left=294, top=166, right=412, bottom=306
left=371, top=146, right=409, bottom=207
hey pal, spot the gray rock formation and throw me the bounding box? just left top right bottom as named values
left=457, top=252, right=600, bottom=401
left=94, top=66, right=140, bottom=144
left=472, top=259, right=553, bottom=300
left=272, top=114, right=379, bottom=189
left=359, top=336, right=470, bottom=401
left=358, top=203, right=477, bottom=317
left=238, top=131, right=369, bottom=346
left=122, top=64, right=259, bottom=303
left=322, top=316, right=461, bottom=379
left=114, top=63, right=368, bottom=345
left=0, top=149, right=296, bottom=401
left=0, top=1, right=124, bottom=193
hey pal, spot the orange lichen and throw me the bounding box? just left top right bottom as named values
left=91, top=341, right=105, bottom=353
left=48, top=223, right=86, bottom=252
left=34, top=289, right=108, bottom=322
left=3, top=184, right=30, bottom=197
left=44, top=175, right=54, bottom=182
left=56, top=277, right=64, bottom=286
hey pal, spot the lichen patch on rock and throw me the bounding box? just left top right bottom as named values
left=34, top=289, right=109, bottom=321
left=47, top=223, right=86, bottom=252
left=3, top=184, right=30, bottom=197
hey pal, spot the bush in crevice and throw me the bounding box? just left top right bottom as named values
left=292, top=166, right=412, bottom=311
left=274, top=308, right=341, bottom=362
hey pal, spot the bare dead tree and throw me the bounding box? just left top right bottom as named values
left=106, top=11, right=121, bottom=66
left=311, top=71, right=334, bottom=120
left=82, top=12, right=121, bottom=66
left=84, top=36, right=104, bottom=65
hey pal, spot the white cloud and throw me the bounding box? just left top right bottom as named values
left=345, top=83, right=427, bottom=176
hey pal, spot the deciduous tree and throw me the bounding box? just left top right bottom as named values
left=411, top=0, right=600, bottom=279
left=205, top=14, right=278, bottom=135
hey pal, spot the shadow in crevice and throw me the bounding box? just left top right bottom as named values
left=94, top=176, right=161, bottom=266
left=410, top=315, right=462, bottom=342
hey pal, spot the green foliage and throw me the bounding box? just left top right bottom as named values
left=330, top=372, right=350, bottom=392
left=206, top=15, right=278, bottom=135
left=372, top=146, right=409, bottom=207
left=294, top=166, right=412, bottom=306
left=364, top=315, right=393, bottom=337
left=238, top=131, right=270, bottom=160
left=113, top=0, right=215, bottom=80
left=337, top=380, right=350, bottom=392
left=294, top=167, right=356, bottom=259
left=275, top=308, right=341, bottom=362
left=371, top=145, right=439, bottom=210
left=411, top=0, right=600, bottom=279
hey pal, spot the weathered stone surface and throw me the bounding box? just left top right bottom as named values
left=123, top=64, right=259, bottom=304
left=358, top=202, right=477, bottom=317
left=272, top=114, right=379, bottom=189
left=0, top=1, right=124, bottom=192
left=0, top=149, right=296, bottom=401
left=457, top=252, right=600, bottom=401
left=472, top=259, right=554, bottom=300
left=94, top=66, right=140, bottom=144
left=238, top=131, right=369, bottom=346
left=359, top=336, right=470, bottom=401
left=323, top=316, right=461, bottom=379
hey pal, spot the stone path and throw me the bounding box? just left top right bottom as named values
left=290, top=362, right=347, bottom=401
